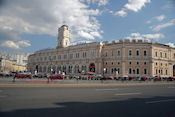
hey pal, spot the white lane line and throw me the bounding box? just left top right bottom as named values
left=145, top=99, right=175, bottom=104
left=114, top=92, right=141, bottom=96
left=96, top=88, right=119, bottom=91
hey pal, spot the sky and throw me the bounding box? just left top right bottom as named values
left=0, top=0, right=175, bottom=53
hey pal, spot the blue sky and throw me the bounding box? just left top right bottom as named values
left=0, top=0, right=175, bottom=53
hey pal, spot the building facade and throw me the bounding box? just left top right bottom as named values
left=27, top=25, right=175, bottom=77
left=0, top=57, right=26, bottom=72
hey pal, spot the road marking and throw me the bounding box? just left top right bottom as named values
left=96, top=88, right=119, bottom=91
left=114, top=92, right=141, bottom=96
left=145, top=99, right=175, bottom=104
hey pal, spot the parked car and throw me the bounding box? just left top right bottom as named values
left=14, top=72, right=32, bottom=79
left=49, top=74, right=63, bottom=80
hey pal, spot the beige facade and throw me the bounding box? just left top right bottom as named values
left=0, top=57, right=26, bottom=72
left=27, top=25, right=175, bottom=77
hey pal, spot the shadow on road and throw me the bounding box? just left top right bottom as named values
left=0, top=96, right=175, bottom=117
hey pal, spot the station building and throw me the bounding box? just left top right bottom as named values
left=27, top=25, right=175, bottom=77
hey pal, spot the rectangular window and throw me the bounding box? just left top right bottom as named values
left=165, top=53, right=167, bottom=58
left=155, top=51, right=158, bottom=57
left=144, top=50, right=147, bottom=56
left=117, top=50, right=120, bottom=56
left=58, top=55, right=61, bottom=59
left=111, top=50, right=114, bottom=56
left=69, top=54, right=73, bottom=59
left=144, top=69, right=147, bottom=74
left=166, top=69, right=168, bottom=75
left=136, top=50, right=139, bottom=56
left=91, top=51, right=94, bottom=57
left=64, top=54, right=67, bottom=59
left=105, top=51, right=108, bottom=57
left=76, top=53, right=79, bottom=58
left=129, top=50, right=132, bottom=56
left=82, top=52, right=87, bottom=58
left=129, top=68, right=132, bottom=74
left=137, top=68, right=139, bottom=74
left=160, top=52, right=162, bottom=58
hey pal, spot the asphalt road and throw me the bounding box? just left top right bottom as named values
left=0, top=84, right=175, bottom=117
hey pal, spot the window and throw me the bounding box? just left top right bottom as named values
left=118, top=62, right=120, bottom=65
left=136, top=50, right=139, bottom=56
left=105, top=51, right=108, bottom=57
left=161, top=63, right=162, bottom=66
left=166, top=69, right=168, bottom=75
left=156, top=62, right=158, bottom=66
left=76, top=53, right=79, bottom=58
left=58, top=55, right=61, bottom=60
left=106, top=62, right=108, bottom=65
left=136, top=68, right=139, bottom=74
left=174, top=54, right=175, bottom=58
left=165, top=53, right=167, bottom=58
left=64, top=54, right=67, bottom=59
left=82, top=52, right=87, bottom=58
left=155, top=51, right=158, bottom=57
left=144, top=50, right=147, bottom=56
left=161, top=69, right=163, bottom=75
left=129, top=49, right=132, bottom=56
left=90, top=51, right=95, bottom=57
left=129, top=68, right=132, bottom=74
left=144, top=69, right=147, bottom=74
left=156, top=69, right=158, bottom=74
left=111, top=62, right=114, bottom=65
left=69, top=54, right=73, bottom=59
left=137, top=62, right=139, bottom=65
left=129, top=61, right=132, bottom=65
left=160, top=52, right=162, bottom=58
left=111, top=68, right=114, bottom=74
left=111, top=50, right=114, bottom=56
left=53, top=56, right=56, bottom=60
left=117, top=50, right=120, bottom=56
left=144, top=62, right=147, bottom=65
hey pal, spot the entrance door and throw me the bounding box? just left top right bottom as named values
left=173, top=65, right=175, bottom=77
left=89, top=63, right=95, bottom=72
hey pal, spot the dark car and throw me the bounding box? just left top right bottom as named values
left=15, top=73, right=32, bottom=79
left=49, top=74, right=63, bottom=80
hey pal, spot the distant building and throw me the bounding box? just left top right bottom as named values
left=0, top=51, right=29, bottom=66
left=27, top=25, right=175, bottom=77
left=0, top=57, right=26, bottom=72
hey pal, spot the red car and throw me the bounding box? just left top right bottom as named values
left=49, top=74, right=63, bottom=80
left=15, top=73, right=32, bottom=79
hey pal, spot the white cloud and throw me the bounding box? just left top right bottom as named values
left=142, top=33, right=165, bottom=39
left=166, top=43, right=175, bottom=48
left=1, top=40, right=31, bottom=49
left=146, top=14, right=166, bottom=24
left=152, top=19, right=175, bottom=32
left=0, top=0, right=104, bottom=49
left=156, top=15, right=165, bottom=21
left=125, top=32, right=165, bottom=40
left=1, top=41, right=20, bottom=49
left=115, top=0, right=151, bottom=17
left=81, top=0, right=109, bottom=6
left=114, top=9, right=127, bottom=17
left=78, top=31, right=95, bottom=40
left=124, top=0, right=151, bottom=12
left=17, top=40, right=31, bottom=47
